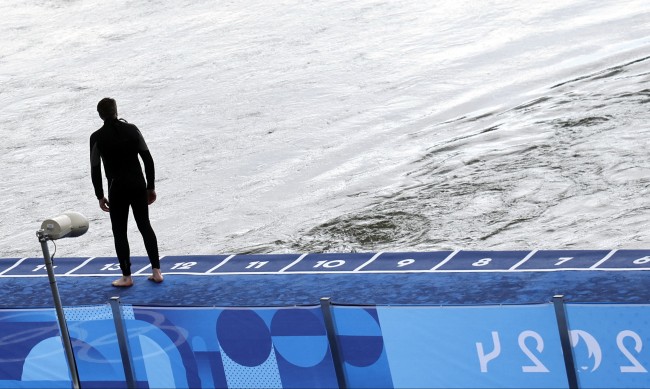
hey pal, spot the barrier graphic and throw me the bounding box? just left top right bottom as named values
left=564, top=304, right=650, bottom=388
left=335, top=304, right=569, bottom=388
left=0, top=306, right=125, bottom=388
left=1, top=301, right=649, bottom=388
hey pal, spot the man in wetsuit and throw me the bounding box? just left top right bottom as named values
left=90, top=98, right=163, bottom=287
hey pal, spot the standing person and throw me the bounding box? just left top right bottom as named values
left=90, top=98, right=163, bottom=287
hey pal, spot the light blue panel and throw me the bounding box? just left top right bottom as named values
left=126, top=316, right=192, bottom=388
left=0, top=306, right=124, bottom=387
left=0, top=308, right=66, bottom=385
left=565, top=304, right=650, bottom=388
left=139, top=306, right=222, bottom=352
left=272, top=336, right=328, bottom=367
left=376, top=304, right=568, bottom=388
left=0, top=380, right=71, bottom=388
left=21, top=337, right=70, bottom=381
left=140, top=335, right=176, bottom=388
left=0, top=308, right=56, bottom=322
left=65, top=305, right=125, bottom=382
left=332, top=307, right=383, bottom=336
left=256, top=307, right=277, bottom=329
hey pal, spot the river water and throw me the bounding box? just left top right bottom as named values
left=1, top=0, right=649, bottom=258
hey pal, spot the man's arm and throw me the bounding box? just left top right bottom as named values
left=90, top=136, right=104, bottom=199
left=140, top=149, right=155, bottom=191
left=135, top=128, right=157, bottom=204
left=90, top=135, right=110, bottom=212
left=140, top=150, right=157, bottom=205
left=135, top=128, right=155, bottom=190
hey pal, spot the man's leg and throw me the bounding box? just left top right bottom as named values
left=109, top=191, right=133, bottom=286
left=132, top=189, right=163, bottom=282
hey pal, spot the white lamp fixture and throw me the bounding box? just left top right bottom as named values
left=36, top=211, right=89, bottom=389
left=40, top=211, right=89, bottom=240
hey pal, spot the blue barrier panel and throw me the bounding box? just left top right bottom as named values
left=125, top=305, right=338, bottom=388
left=332, top=304, right=569, bottom=388
left=331, top=306, right=394, bottom=388
left=64, top=305, right=129, bottom=387
left=0, top=308, right=69, bottom=388
left=565, top=303, right=650, bottom=388
left=0, top=305, right=125, bottom=388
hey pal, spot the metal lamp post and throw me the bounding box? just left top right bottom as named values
left=36, top=211, right=89, bottom=389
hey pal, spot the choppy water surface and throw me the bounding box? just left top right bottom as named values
left=1, top=0, right=649, bottom=257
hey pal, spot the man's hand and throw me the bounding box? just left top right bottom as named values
left=98, top=197, right=110, bottom=212
left=147, top=189, right=157, bottom=205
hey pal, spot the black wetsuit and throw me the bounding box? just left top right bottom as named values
left=90, top=118, right=160, bottom=276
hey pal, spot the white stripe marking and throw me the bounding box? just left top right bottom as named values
left=206, top=254, right=235, bottom=273
left=430, top=250, right=459, bottom=271
left=65, top=257, right=95, bottom=275
left=509, top=250, right=538, bottom=270
left=0, top=258, right=28, bottom=275
left=279, top=253, right=308, bottom=272
left=590, top=250, right=617, bottom=269
left=354, top=252, right=383, bottom=272
left=133, top=255, right=166, bottom=275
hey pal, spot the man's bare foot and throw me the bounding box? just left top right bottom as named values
left=148, top=268, right=164, bottom=283
left=112, top=276, right=133, bottom=287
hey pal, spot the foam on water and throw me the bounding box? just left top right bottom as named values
left=1, top=0, right=649, bottom=257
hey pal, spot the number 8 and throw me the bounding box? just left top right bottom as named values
left=633, top=256, right=650, bottom=265
left=473, top=258, right=492, bottom=267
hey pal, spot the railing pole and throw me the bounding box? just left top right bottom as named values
left=320, top=297, right=347, bottom=389
left=38, top=233, right=81, bottom=389
left=553, top=295, right=579, bottom=389
left=110, top=297, right=137, bottom=389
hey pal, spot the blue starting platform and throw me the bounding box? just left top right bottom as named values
left=1, top=249, right=650, bottom=388
left=0, top=249, right=648, bottom=308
